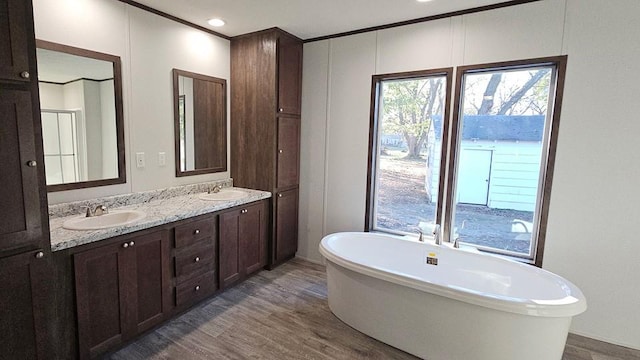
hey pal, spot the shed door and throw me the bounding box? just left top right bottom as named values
left=457, top=149, right=492, bottom=205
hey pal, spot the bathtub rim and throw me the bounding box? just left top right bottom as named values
left=319, top=231, right=587, bottom=318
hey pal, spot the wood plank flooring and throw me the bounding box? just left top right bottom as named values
left=108, top=259, right=640, bottom=360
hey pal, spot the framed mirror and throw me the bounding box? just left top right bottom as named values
left=173, top=69, right=227, bottom=177
left=36, top=40, right=125, bottom=192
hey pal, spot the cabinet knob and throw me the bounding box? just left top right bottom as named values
left=279, top=149, right=283, bottom=154
left=122, top=243, right=129, bottom=248
left=129, top=241, right=135, bottom=247
left=279, top=108, right=284, bottom=112
left=194, top=229, right=200, bottom=235
left=34, top=251, right=44, bottom=259
left=26, top=160, right=37, bottom=167
left=241, top=209, right=248, bottom=214
left=195, top=285, right=200, bottom=291
left=278, top=193, right=283, bottom=198
left=20, top=71, right=30, bottom=79
left=194, top=256, right=200, bottom=263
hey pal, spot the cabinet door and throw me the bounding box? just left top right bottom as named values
left=276, top=116, right=300, bottom=188
left=75, top=242, right=128, bottom=359
left=0, top=88, right=43, bottom=253
left=129, top=231, right=172, bottom=335
left=277, top=35, right=302, bottom=116
left=239, top=202, right=267, bottom=276
left=0, top=0, right=31, bottom=83
left=275, top=188, right=299, bottom=262
left=0, top=250, right=49, bottom=360
left=219, top=209, right=241, bottom=289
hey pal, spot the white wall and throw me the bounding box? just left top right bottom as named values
left=299, top=0, right=640, bottom=349
left=33, top=0, right=230, bottom=203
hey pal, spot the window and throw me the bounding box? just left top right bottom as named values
left=367, top=57, right=567, bottom=265
left=41, top=110, right=83, bottom=185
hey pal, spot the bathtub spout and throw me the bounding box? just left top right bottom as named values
left=433, top=224, right=442, bottom=245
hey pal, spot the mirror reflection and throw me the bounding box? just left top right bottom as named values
left=173, top=69, right=227, bottom=176
left=36, top=40, right=125, bottom=191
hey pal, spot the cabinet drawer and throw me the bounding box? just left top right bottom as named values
left=174, top=218, right=214, bottom=248
left=175, top=270, right=217, bottom=307
left=175, top=241, right=215, bottom=283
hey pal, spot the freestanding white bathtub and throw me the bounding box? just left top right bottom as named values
left=319, top=232, right=586, bottom=360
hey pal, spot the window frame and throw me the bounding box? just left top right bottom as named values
left=365, top=56, right=567, bottom=267
left=365, top=68, right=454, bottom=234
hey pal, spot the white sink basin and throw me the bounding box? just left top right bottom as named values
left=199, top=189, right=249, bottom=201
left=63, top=210, right=146, bottom=230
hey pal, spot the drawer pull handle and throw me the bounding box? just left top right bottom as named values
left=27, top=160, right=37, bottom=167
left=241, top=209, right=248, bottom=214
left=195, top=285, right=200, bottom=291
left=194, top=229, right=200, bottom=235
left=194, top=256, right=200, bottom=262
left=122, top=243, right=129, bottom=248
left=35, top=251, right=44, bottom=259
left=129, top=241, right=135, bottom=247
left=20, top=71, right=30, bottom=79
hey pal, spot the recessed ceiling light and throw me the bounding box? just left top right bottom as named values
left=207, top=18, right=225, bottom=27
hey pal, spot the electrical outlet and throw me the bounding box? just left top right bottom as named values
left=136, top=152, right=145, bottom=168
left=158, top=152, right=166, bottom=166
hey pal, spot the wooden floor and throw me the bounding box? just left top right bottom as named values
left=109, top=259, right=640, bottom=360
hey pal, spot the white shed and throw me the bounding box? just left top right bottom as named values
left=427, top=115, right=544, bottom=212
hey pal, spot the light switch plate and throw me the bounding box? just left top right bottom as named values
left=136, top=152, right=145, bottom=168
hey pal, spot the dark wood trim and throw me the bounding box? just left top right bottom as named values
left=36, top=40, right=127, bottom=193
left=446, top=56, right=568, bottom=267
left=304, top=0, right=543, bottom=43
left=364, top=68, right=454, bottom=232
left=116, top=0, right=231, bottom=41
left=534, top=55, right=567, bottom=268
left=172, top=68, right=228, bottom=178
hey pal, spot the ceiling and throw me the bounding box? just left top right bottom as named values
left=37, top=48, right=113, bottom=83
left=131, top=0, right=523, bottom=40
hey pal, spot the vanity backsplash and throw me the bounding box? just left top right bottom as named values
left=49, top=179, right=233, bottom=218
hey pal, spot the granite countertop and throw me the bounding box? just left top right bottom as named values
left=49, top=187, right=271, bottom=252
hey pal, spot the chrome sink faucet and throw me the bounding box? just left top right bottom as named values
left=85, top=205, right=108, bottom=217
left=208, top=184, right=223, bottom=194
left=433, top=224, right=442, bottom=245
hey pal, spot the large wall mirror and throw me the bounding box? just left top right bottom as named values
left=36, top=40, right=125, bottom=192
left=173, top=69, right=227, bottom=177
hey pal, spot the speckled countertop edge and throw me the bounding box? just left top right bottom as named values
left=49, top=187, right=271, bottom=252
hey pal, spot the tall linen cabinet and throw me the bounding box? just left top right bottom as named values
left=230, top=28, right=302, bottom=267
left=0, top=0, right=52, bottom=358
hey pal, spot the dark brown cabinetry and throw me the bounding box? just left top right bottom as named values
left=0, top=88, right=43, bottom=252
left=219, top=201, right=268, bottom=289
left=275, top=188, right=299, bottom=262
left=173, top=216, right=218, bottom=307
left=0, top=250, right=49, bottom=360
left=231, top=28, right=302, bottom=268
left=0, top=1, right=51, bottom=359
left=74, top=230, right=171, bottom=359
left=0, top=0, right=31, bottom=83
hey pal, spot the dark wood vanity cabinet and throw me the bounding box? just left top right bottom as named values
left=173, top=216, right=218, bottom=307
left=231, top=28, right=302, bottom=268
left=219, top=201, right=268, bottom=289
left=74, top=230, right=171, bottom=359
